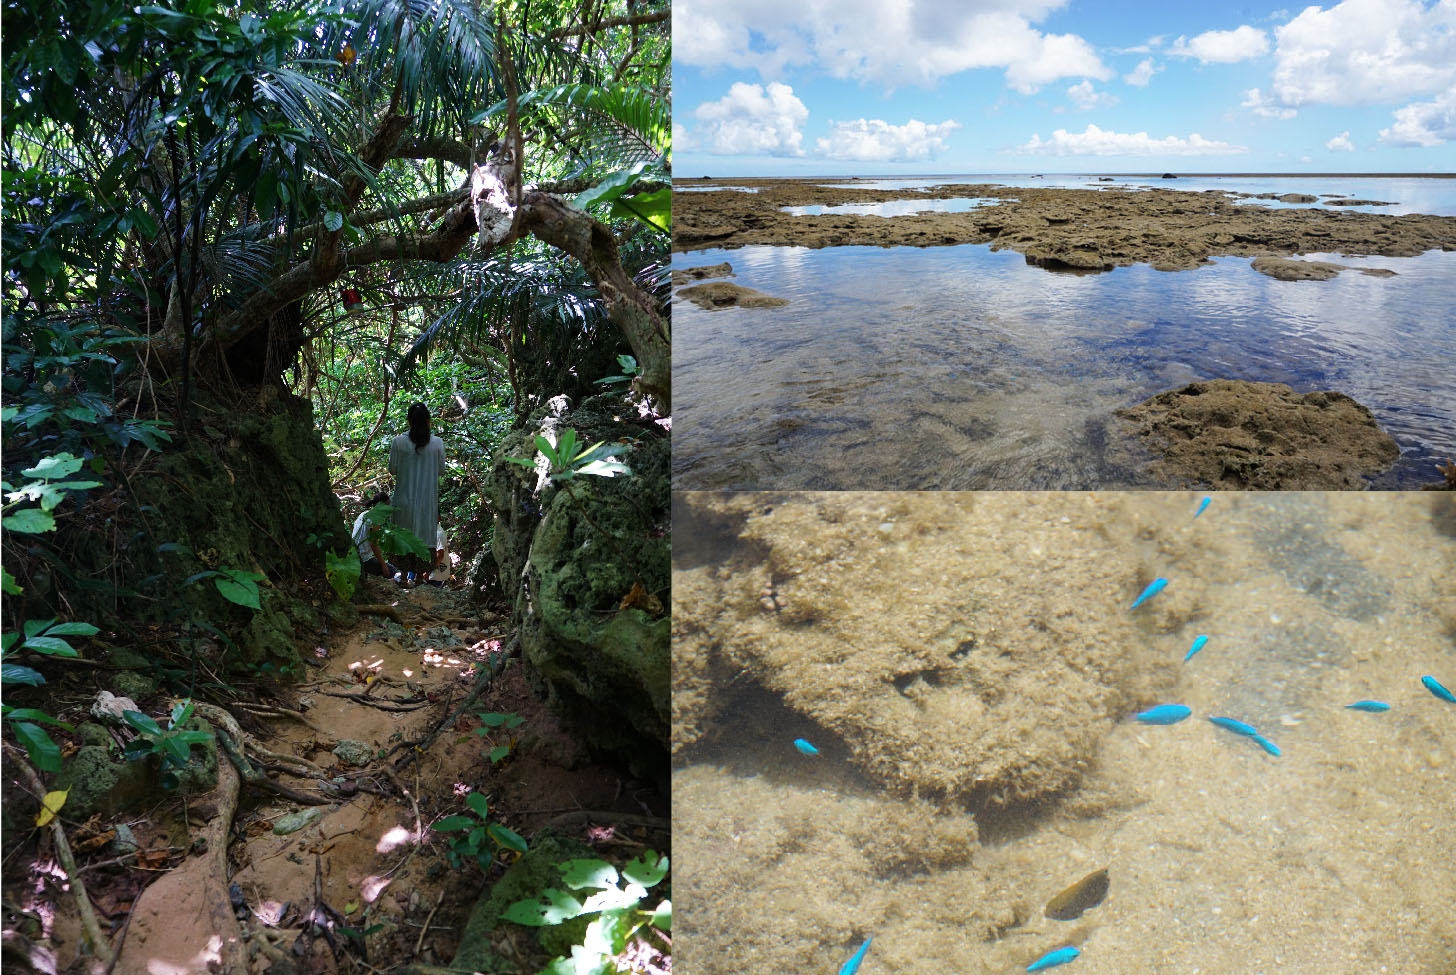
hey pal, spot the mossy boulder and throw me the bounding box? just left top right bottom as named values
left=486, top=394, right=669, bottom=779
left=54, top=746, right=155, bottom=818
left=451, top=830, right=597, bottom=972
left=108, top=392, right=348, bottom=674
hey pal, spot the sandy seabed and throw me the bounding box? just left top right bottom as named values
left=672, top=492, right=1456, bottom=975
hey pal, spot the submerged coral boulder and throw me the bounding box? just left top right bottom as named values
left=674, top=493, right=1185, bottom=805
left=1117, top=379, right=1400, bottom=489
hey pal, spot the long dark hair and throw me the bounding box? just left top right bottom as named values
left=407, top=402, right=431, bottom=452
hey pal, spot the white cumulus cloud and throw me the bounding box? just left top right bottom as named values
left=1379, top=88, right=1456, bottom=146
left=1067, top=80, right=1119, bottom=110
left=1170, top=25, right=1270, bottom=63
left=1242, top=88, right=1297, bottom=119
left=1013, top=124, right=1249, bottom=156
left=672, top=0, right=1108, bottom=91
left=815, top=118, right=962, bottom=161
left=1326, top=131, right=1355, bottom=151
left=1124, top=58, right=1159, bottom=87
left=1271, top=0, right=1456, bottom=107
left=689, top=82, right=809, bottom=157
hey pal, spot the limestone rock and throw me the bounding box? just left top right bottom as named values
left=1117, top=379, right=1400, bottom=489
left=677, top=282, right=788, bottom=310
left=332, top=739, right=374, bottom=767
left=487, top=394, right=669, bottom=779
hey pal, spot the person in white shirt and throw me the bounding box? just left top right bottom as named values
left=388, top=402, right=445, bottom=581
left=351, top=492, right=397, bottom=580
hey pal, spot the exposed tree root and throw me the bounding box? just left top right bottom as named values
left=114, top=744, right=245, bottom=972
left=356, top=603, right=406, bottom=622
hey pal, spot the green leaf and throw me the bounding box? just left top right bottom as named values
left=323, top=210, right=343, bottom=232
left=214, top=570, right=262, bottom=609
left=121, top=710, right=163, bottom=737
left=580, top=885, right=640, bottom=913
left=169, top=699, right=195, bottom=728
left=465, top=792, right=490, bottom=819
left=431, top=815, right=475, bottom=832
left=20, top=637, right=79, bottom=657
left=478, top=712, right=522, bottom=728
left=162, top=735, right=190, bottom=767
left=1, top=664, right=46, bottom=687
left=42, top=622, right=99, bottom=638
left=561, top=859, right=617, bottom=891
left=573, top=459, right=631, bottom=479
left=609, top=186, right=670, bottom=233
left=574, top=160, right=653, bottom=211
left=650, top=899, right=671, bottom=931
left=488, top=745, right=510, bottom=763
left=487, top=822, right=528, bottom=854
left=3, top=509, right=55, bottom=533
left=586, top=908, right=638, bottom=954
left=2, top=708, right=73, bottom=731
left=12, top=722, right=62, bottom=773
left=20, top=453, right=83, bottom=480
left=501, top=888, right=581, bottom=927
left=1, top=568, right=20, bottom=595
left=622, top=850, right=669, bottom=889
left=324, top=548, right=360, bottom=601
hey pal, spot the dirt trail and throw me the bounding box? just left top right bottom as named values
left=27, top=577, right=664, bottom=974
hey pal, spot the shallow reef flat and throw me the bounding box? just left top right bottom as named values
left=674, top=178, right=1456, bottom=273
left=672, top=491, right=1456, bottom=975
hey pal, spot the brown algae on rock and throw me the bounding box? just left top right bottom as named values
left=677, top=281, right=788, bottom=310
left=1044, top=867, right=1110, bottom=920
left=1117, top=379, right=1401, bottom=489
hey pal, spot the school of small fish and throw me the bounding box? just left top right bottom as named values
left=799, top=493, right=1449, bottom=973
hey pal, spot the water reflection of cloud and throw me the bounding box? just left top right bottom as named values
left=781, top=198, right=998, bottom=217
left=674, top=242, right=1456, bottom=489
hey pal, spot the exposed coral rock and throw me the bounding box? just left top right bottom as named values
left=1117, top=379, right=1401, bottom=489
left=674, top=179, right=1456, bottom=273
left=677, top=281, right=788, bottom=310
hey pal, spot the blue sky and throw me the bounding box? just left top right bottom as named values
left=672, top=0, right=1456, bottom=175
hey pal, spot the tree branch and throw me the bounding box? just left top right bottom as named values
left=514, top=190, right=669, bottom=410
left=545, top=8, right=669, bottom=38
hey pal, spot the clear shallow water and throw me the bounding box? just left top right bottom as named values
left=676, top=184, right=761, bottom=192
left=674, top=492, right=1456, bottom=975
left=673, top=243, right=1456, bottom=490
left=780, top=198, right=1002, bottom=217
left=807, top=174, right=1456, bottom=216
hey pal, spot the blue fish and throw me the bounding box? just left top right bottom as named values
left=1185, top=635, right=1209, bottom=662
left=1345, top=700, right=1391, bottom=712
left=1027, top=945, right=1081, bottom=972
left=1251, top=733, right=1281, bottom=757
left=1422, top=676, right=1456, bottom=704
left=1130, top=578, right=1167, bottom=610
left=1194, top=496, right=1212, bottom=518
left=1136, top=704, right=1192, bottom=725
left=1208, top=716, right=1259, bottom=737
left=794, top=738, right=820, bottom=756
left=839, top=937, right=872, bottom=975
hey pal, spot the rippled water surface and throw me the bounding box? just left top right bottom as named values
left=673, top=242, right=1456, bottom=490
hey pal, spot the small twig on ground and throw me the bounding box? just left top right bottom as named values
left=393, top=638, right=515, bottom=771
left=412, top=890, right=447, bottom=959
left=3, top=741, right=114, bottom=972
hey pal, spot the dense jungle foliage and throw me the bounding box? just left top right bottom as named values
left=1, top=0, right=670, bottom=970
